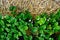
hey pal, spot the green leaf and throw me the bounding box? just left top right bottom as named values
left=0, top=35, right=4, bottom=39
left=5, top=28, right=10, bottom=32
left=18, top=32, right=22, bottom=36
left=39, top=37, right=44, bottom=40
left=24, top=35, right=28, bottom=40
left=50, top=18, right=56, bottom=23
left=18, top=24, right=28, bottom=31
left=4, top=15, right=11, bottom=20
left=53, top=26, right=60, bottom=32
left=14, top=34, right=19, bottom=39
left=9, top=6, right=16, bottom=11
left=7, top=17, right=17, bottom=23
left=47, top=25, right=52, bottom=30
left=40, top=33, right=45, bottom=37
left=25, top=10, right=32, bottom=19
left=44, top=35, right=50, bottom=39
left=28, top=36, right=32, bottom=40
left=56, top=9, right=60, bottom=17
left=54, top=22, right=58, bottom=26
left=58, top=35, right=60, bottom=40
left=0, top=28, right=4, bottom=32
left=6, top=37, right=10, bottom=40
left=17, top=12, right=26, bottom=20
left=0, top=20, right=4, bottom=26
left=18, top=26, right=26, bottom=35
left=39, top=25, right=46, bottom=30
left=37, top=17, right=46, bottom=25
left=28, top=23, right=33, bottom=28
left=39, top=30, right=44, bottom=34
left=49, top=38, right=54, bottom=40
left=31, top=27, right=38, bottom=33
left=50, top=12, right=55, bottom=18
left=7, top=33, right=12, bottom=38
left=35, top=15, right=40, bottom=20
left=6, top=24, right=11, bottom=27
left=44, top=30, right=54, bottom=35
left=23, top=26, right=28, bottom=30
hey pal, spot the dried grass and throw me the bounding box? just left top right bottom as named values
left=0, top=0, right=60, bottom=15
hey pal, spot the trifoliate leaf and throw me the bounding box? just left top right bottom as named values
left=37, top=17, right=46, bottom=25
left=53, top=26, right=60, bottom=32
left=47, top=25, right=52, bottom=30
left=5, top=28, right=10, bottom=32
left=17, top=12, right=26, bottom=20
left=1, top=35, right=4, bottom=39
left=39, top=37, right=44, bottom=40
left=21, top=25, right=28, bottom=30
left=4, top=15, right=11, bottom=20
left=39, top=25, right=46, bottom=30
left=35, top=15, right=40, bottom=20
left=18, top=32, right=22, bottom=36
left=44, top=30, right=54, bottom=35
left=6, top=24, right=11, bottom=27
left=54, top=22, right=58, bottom=26
left=14, top=34, right=19, bottom=39
left=31, top=27, right=38, bottom=33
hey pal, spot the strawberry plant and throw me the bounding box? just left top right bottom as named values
left=0, top=6, right=60, bottom=40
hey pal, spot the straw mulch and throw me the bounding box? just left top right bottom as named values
left=0, top=0, right=60, bottom=15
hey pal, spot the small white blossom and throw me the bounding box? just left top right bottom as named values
left=29, top=20, right=31, bottom=22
